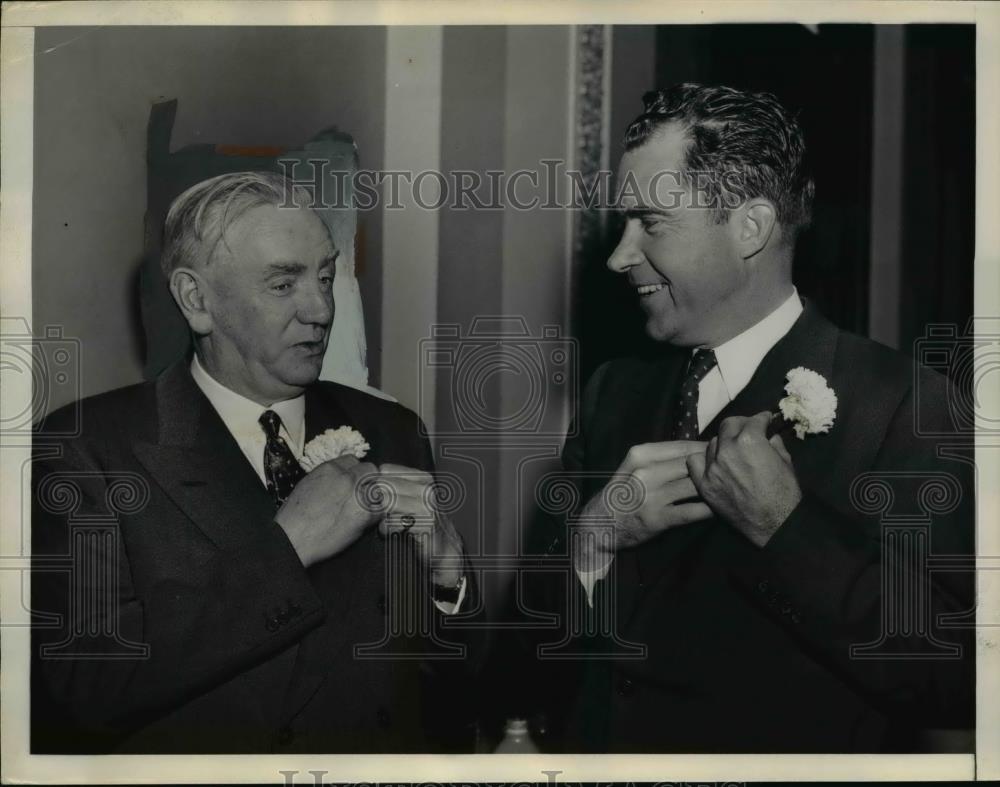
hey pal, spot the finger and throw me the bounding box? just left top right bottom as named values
left=349, top=460, right=378, bottom=476
left=379, top=463, right=433, bottom=484
left=672, top=501, right=714, bottom=525
left=635, top=455, right=693, bottom=487
left=717, top=416, right=746, bottom=442
left=625, top=440, right=708, bottom=469
left=379, top=476, right=431, bottom=500
left=382, top=511, right=434, bottom=539
left=743, top=411, right=773, bottom=438
left=383, top=491, right=434, bottom=517
left=661, top=476, right=700, bottom=504
left=685, top=450, right=707, bottom=491
left=329, top=455, right=360, bottom=470
left=769, top=433, right=793, bottom=464
left=705, top=436, right=718, bottom=467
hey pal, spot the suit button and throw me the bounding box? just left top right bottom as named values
left=376, top=707, right=392, bottom=728
left=616, top=677, right=634, bottom=697
left=780, top=600, right=793, bottom=615
left=790, top=612, right=803, bottom=624
left=757, top=580, right=770, bottom=594
left=265, top=616, right=280, bottom=632
left=276, top=726, right=294, bottom=746
left=377, top=595, right=387, bottom=615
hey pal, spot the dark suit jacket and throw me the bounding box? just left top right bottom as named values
left=31, top=361, right=478, bottom=753
left=523, top=301, right=975, bottom=753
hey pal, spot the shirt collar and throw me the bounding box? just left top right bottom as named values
left=189, top=354, right=306, bottom=450
left=707, top=288, right=803, bottom=401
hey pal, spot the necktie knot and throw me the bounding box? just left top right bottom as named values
left=259, top=409, right=282, bottom=440
left=687, top=348, right=718, bottom=385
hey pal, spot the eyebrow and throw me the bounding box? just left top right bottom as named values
left=264, top=253, right=339, bottom=275
left=621, top=207, right=674, bottom=219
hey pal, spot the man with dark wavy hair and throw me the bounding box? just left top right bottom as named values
left=535, top=84, right=974, bottom=753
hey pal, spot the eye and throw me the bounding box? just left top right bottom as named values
left=271, top=279, right=294, bottom=294
left=319, top=271, right=334, bottom=289
left=639, top=216, right=662, bottom=233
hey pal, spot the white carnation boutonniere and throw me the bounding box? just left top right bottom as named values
left=775, top=367, right=838, bottom=440
left=299, top=426, right=371, bottom=472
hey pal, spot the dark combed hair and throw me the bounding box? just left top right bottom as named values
left=625, top=83, right=815, bottom=238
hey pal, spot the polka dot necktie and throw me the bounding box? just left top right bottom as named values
left=259, top=410, right=305, bottom=507
left=670, top=349, right=718, bottom=440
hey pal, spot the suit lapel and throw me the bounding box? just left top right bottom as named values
left=132, top=362, right=276, bottom=550
left=629, top=300, right=841, bottom=606
left=700, top=300, right=838, bottom=477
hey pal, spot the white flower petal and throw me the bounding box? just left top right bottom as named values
left=778, top=367, right=837, bottom=439
left=300, top=426, right=370, bottom=472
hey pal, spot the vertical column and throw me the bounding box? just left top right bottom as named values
left=381, top=27, right=443, bottom=417
left=868, top=25, right=905, bottom=349
left=498, top=26, right=575, bottom=565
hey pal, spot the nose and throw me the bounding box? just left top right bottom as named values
left=607, top=220, right=644, bottom=274
left=298, top=280, right=334, bottom=327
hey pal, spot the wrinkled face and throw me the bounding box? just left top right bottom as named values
left=203, top=203, right=337, bottom=403
left=609, top=123, right=746, bottom=347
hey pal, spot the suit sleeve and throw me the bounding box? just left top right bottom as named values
left=31, top=428, right=325, bottom=749
left=727, top=368, right=975, bottom=728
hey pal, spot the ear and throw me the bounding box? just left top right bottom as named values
left=732, top=198, right=777, bottom=259
left=169, top=267, right=214, bottom=336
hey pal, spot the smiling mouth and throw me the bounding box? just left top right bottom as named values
left=635, top=283, right=666, bottom=297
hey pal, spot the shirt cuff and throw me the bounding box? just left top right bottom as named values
left=432, top=574, right=468, bottom=615
left=575, top=555, right=613, bottom=608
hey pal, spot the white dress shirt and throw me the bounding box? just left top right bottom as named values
left=189, top=354, right=466, bottom=612
left=577, top=290, right=803, bottom=603
left=190, top=354, right=306, bottom=483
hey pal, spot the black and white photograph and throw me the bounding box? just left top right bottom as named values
left=1, top=1, right=997, bottom=784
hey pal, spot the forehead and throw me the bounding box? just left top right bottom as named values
left=617, top=123, right=691, bottom=208
left=216, top=203, right=334, bottom=268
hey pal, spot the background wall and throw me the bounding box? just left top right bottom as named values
left=32, top=26, right=387, bottom=408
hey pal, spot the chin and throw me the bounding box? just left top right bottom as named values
left=645, top=317, right=678, bottom=344
left=280, top=361, right=323, bottom=388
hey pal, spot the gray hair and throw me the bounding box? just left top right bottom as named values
left=160, top=171, right=317, bottom=277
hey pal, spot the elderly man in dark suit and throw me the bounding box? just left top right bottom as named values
left=31, top=172, right=475, bottom=753
left=523, top=84, right=975, bottom=753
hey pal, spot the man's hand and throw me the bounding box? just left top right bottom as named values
left=686, top=411, right=802, bottom=547
left=376, top=463, right=465, bottom=587
left=573, top=441, right=713, bottom=571
left=275, top=455, right=381, bottom=568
